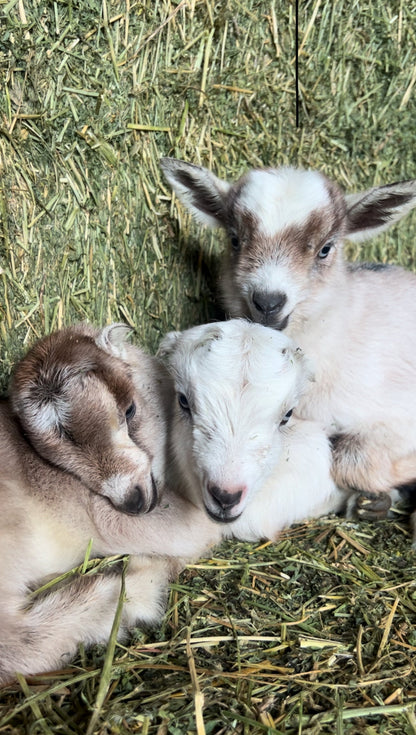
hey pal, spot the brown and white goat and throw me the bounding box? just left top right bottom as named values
left=0, top=323, right=219, bottom=685
left=160, top=158, right=416, bottom=526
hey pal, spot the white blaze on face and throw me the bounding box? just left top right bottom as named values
left=111, top=423, right=143, bottom=456
left=238, top=168, right=330, bottom=237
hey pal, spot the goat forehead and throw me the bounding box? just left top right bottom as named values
left=57, top=349, right=133, bottom=406
left=178, top=329, right=298, bottom=407
left=234, top=168, right=331, bottom=237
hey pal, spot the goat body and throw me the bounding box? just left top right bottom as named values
left=159, top=319, right=346, bottom=541
left=160, top=158, right=416, bottom=521
left=0, top=324, right=218, bottom=684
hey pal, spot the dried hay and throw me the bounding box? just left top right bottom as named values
left=1, top=0, right=416, bottom=732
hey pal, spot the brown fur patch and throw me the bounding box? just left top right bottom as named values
left=9, top=324, right=155, bottom=505
left=347, top=190, right=415, bottom=232
left=224, top=174, right=347, bottom=276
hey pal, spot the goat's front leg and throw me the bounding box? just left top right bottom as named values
left=0, top=554, right=171, bottom=685
left=91, top=489, right=222, bottom=560
left=329, top=432, right=416, bottom=523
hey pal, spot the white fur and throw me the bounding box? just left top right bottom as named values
left=238, top=168, right=330, bottom=236
left=226, top=418, right=343, bottom=541
left=160, top=320, right=346, bottom=538
left=239, top=258, right=307, bottom=327
left=161, top=158, right=416, bottom=540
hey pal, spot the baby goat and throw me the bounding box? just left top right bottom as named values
left=0, top=323, right=218, bottom=684
left=161, top=158, right=416, bottom=520
left=159, top=319, right=346, bottom=541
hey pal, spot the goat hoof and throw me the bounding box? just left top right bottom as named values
left=355, top=492, right=392, bottom=520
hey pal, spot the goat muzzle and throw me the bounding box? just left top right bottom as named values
left=251, top=290, right=290, bottom=329
left=205, top=483, right=247, bottom=523
left=113, top=485, right=145, bottom=515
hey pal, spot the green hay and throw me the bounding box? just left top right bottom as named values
left=1, top=520, right=416, bottom=733
left=1, top=0, right=416, bottom=732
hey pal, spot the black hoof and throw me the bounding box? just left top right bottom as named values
left=355, top=492, right=392, bottom=521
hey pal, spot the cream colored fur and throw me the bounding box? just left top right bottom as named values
left=0, top=324, right=219, bottom=684
left=160, top=158, right=416, bottom=538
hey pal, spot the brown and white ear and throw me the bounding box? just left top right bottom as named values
left=11, top=355, right=74, bottom=440
left=12, top=385, right=62, bottom=436
left=157, top=331, right=181, bottom=360
left=160, top=157, right=231, bottom=229
left=96, top=323, right=133, bottom=359
left=344, top=179, right=416, bottom=243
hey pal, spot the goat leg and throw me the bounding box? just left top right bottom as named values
left=331, top=433, right=416, bottom=528
left=0, top=555, right=170, bottom=686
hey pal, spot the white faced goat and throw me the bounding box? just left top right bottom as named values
left=159, top=319, right=346, bottom=541
left=0, top=323, right=218, bottom=684
left=160, top=158, right=416, bottom=525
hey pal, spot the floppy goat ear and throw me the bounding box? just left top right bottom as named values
left=11, top=358, right=77, bottom=438
left=160, top=157, right=231, bottom=229
left=96, top=323, right=134, bottom=360
left=344, top=179, right=416, bottom=244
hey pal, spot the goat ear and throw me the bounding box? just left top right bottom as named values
left=344, top=180, right=416, bottom=243
left=96, top=323, right=133, bottom=359
left=11, top=357, right=67, bottom=438
left=160, top=157, right=230, bottom=228
left=157, top=331, right=181, bottom=360
left=282, top=344, right=315, bottom=384
left=12, top=388, right=62, bottom=436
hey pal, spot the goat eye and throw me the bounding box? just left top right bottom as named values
left=280, top=408, right=293, bottom=426
left=317, top=241, right=334, bottom=259
left=230, top=234, right=240, bottom=251
left=178, top=393, right=191, bottom=413
left=125, top=401, right=136, bottom=421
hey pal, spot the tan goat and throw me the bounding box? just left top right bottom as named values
left=0, top=323, right=219, bottom=684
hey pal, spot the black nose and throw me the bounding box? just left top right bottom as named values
left=208, top=485, right=242, bottom=510
left=252, top=290, right=287, bottom=316
left=117, top=485, right=145, bottom=515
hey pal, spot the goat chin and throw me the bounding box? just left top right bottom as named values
left=160, top=157, right=416, bottom=537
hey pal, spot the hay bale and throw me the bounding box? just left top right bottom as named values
left=1, top=1, right=416, bottom=731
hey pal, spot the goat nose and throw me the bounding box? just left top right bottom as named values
left=252, top=290, right=287, bottom=315
left=208, top=484, right=244, bottom=510
left=119, top=485, right=145, bottom=515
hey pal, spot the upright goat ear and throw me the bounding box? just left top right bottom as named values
left=97, top=323, right=133, bottom=359
left=344, top=179, right=416, bottom=243
left=160, top=157, right=231, bottom=228
left=157, top=331, right=181, bottom=360
left=281, top=344, right=315, bottom=386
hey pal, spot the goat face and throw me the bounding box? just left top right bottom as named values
left=11, top=324, right=162, bottom=515
left=160, top=158, right=416, bottom=330
left=219, top=168, right=347, bottom=328
left=159, top=320, right=310, bottom=523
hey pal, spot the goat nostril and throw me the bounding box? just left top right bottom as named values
left=208, top=484, right=242, bottom=510
left=252, top=290, right=287, bottom=315
left=120, top=485, right=144, bottom=515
